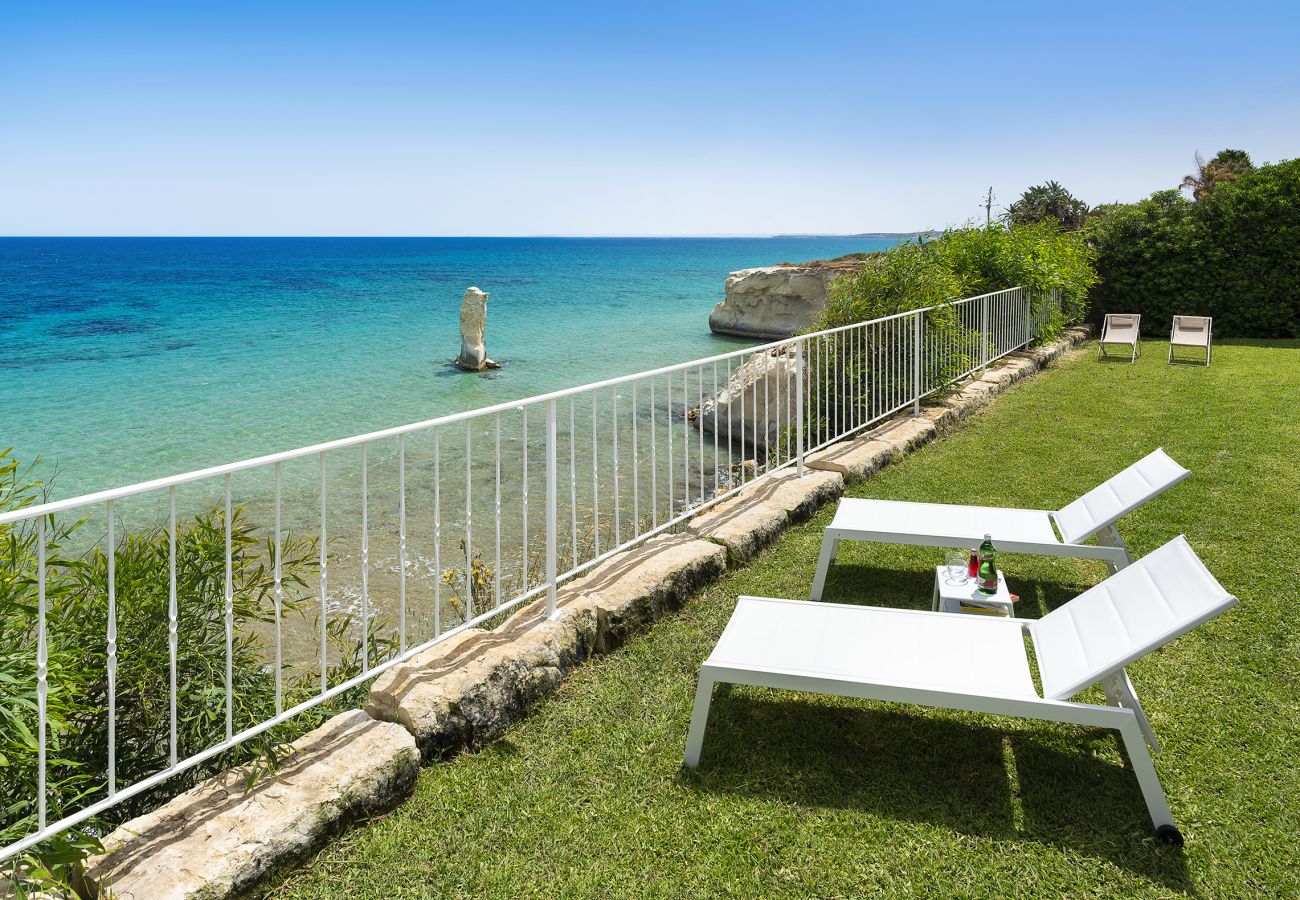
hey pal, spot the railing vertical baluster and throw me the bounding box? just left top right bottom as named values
left=273, top=465, right=283, bottom=713
left=913, top=310, right=923, bottom=415
left=106, top=499, right=117, bottom=797
left=761, top=354, right=769, bottom=472
left=522, top=408, right=529, bottom=594
left=224, top=474, right=234, bottom=738
left=697, top=366, right=704, bottom=501
left=465, top=421, right=473, bottom=622
left=848, top=327, right=856, bottom=431
left=36, top=516, right=47, bottom=831
left=319, top=453, right=328, bottom=692
left=711, top=361, right=719, bottom=491
left=569, top=398, right=577, bottom=569
left=168, top=486, right=179, bottom=763
left=612, top=387, right=621, bottom=545
left=682, top=368, right=689, bottom=501
left=360, top=444, right=370, bottom=673
left=838, top=332, right=845, bottom=438
left=631, top=382, right=639, bottom=533
left=796, top=338, right=805, bottom=475
left=433, top=428, right=441, bottom=637
left=650, top=377, right=658, bottom=529
left=981, top=292, right=990, bottom=370
left=545, top=398, right=558, bottom=617
left=397, top=436, right=406, bottom=654
left=591, top=393, right=599, bottom=555
left=666, top=371, right=674, bottom=508
left=495, top=414, right=502, bottom=613
left=726, top=360, right=733, bottom=482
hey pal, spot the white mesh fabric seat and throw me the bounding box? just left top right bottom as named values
left=1053, top=447, right=1190, bottom=545
left=1169, top=315, right=1212, bottom=365
left=810, top=449, right=1190, bottom=601
left=1099, top=313, right=1141, bottom=361
left=686, top=536, right=1236, bottom=844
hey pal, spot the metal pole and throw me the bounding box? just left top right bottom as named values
left=545, top=397, right=558, bottom=618
left=796, top=338, right=805, bottom=476
left=913, top=310, right=923, bottom=416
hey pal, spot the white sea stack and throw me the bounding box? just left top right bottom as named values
left=455, top=286, right=499, bottom=371
left=695, top=344, right=799, bottom=451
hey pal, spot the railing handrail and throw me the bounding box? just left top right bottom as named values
left=0, top=288, right=1026, bottom=524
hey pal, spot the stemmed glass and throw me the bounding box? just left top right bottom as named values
left=944, top=549, right=968, bottom=585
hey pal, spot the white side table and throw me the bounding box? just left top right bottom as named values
left=932, top=566, right=1015, bottom=617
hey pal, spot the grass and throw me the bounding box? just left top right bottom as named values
left=269, top=339, right=1299, bottom=899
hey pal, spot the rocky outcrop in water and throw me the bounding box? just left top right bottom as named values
left=455, top=286, right=500, bottom=371
left=694, top=344, right=799, bottom=451
left=708, top=262, right=862, bottom=339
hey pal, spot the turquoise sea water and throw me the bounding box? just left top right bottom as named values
left=3, top=237, right=895, bottom=501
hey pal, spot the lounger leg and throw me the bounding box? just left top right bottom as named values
left=809, top=536, right=840, bottom=602
left=1116, top=714, right=1178, bottom=837
left=1097, top=524, right=1133, bottom=573
left=683, top=674, right=718, bottom=768
left=1116, top=671, right=1161, bottom=753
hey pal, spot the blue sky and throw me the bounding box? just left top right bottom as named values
left=3, top=1, right=1297, bottom=235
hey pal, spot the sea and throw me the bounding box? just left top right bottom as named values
left=2, top=236, right=897, bottom=501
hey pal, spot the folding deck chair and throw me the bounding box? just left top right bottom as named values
left=1099, top=313, right=1141, bottom=361
left=1169, top=315, right=1212, bottom=366
left=684, top=536, right=1235, bottom=844
left=809, top=448, right=1189, bottom=601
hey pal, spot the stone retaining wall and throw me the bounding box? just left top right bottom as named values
left=83, top=326, right=1091, bottom=899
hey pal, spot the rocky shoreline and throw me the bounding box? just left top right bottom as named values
left=708, top=255, right=869, bottom=340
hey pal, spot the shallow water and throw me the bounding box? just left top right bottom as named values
left=2, top=236, right=894, bottom=499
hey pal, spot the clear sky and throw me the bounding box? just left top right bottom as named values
left=3, top=1, right=1297, bottom=236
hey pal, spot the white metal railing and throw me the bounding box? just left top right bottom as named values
left=0, top=285, right=1058, bottom=863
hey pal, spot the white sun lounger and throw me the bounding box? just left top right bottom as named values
left=1099, top=313, right=1141, bottom=361
left=809, top=448, right=1189, bottom=601
left=1169, top=315, right=1212, bottom=366
left=684, top=536, right=1235, bottom=844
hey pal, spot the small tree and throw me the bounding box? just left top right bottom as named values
left=1003, top=181, right=1089, bottom=230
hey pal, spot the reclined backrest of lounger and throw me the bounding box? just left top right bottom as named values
left=1054, top=448, right=1191, bottom=545
left=1102, top=314, right=1139, bottom=341
left=1029, top=535, right=1235, bottom=700
left=1172, top=316, right=1212, bottom=346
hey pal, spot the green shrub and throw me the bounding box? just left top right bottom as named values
left=816, top=222, right=1094, bottom=342
left=1, top=450, right=383, bottom=896
left=1087, top=158, right=1300, bottom=337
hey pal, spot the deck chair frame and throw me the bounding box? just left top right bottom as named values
left=1168, top=315, right=1212, bottom=366
left=809, top=448, right=1189, bottom=602
left=686, top=537, right=1236, bottom=844
left=1098, top=313, right=1141, bottom=362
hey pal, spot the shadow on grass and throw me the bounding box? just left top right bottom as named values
left=683, top=694, right=1192, bottom=892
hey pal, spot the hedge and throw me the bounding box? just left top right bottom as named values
left=1087, top=158, right=1300, bottom=337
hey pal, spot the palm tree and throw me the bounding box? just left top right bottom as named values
left=1004, top=181, right=1089, bottom=230
left=1181, top=149, right=1254, bottom=201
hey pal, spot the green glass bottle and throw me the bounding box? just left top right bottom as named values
left=977, top=533, right=998, bottom=595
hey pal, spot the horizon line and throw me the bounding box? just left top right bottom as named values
left=0, top=231, right=933, bottom=240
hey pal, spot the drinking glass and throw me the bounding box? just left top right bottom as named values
left=945, top=549, right=968, bottom=584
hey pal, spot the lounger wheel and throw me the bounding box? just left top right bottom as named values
left=1155, top=824, right=1184, bottom=847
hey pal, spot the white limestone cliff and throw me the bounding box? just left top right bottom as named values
left=708, top=265, right=850, bottom=339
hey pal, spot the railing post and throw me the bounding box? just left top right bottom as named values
left=912, top=311, right=923, bottom=416
left=980, top=293, right=990, bottom=371
left=545, top=397, right=558, bottom=618
left=795, top=338, right=804, bottom=476
left=1024, top=288, right=1033, bottom=346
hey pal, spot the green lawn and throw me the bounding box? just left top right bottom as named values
left=270, top=339, right=1299, bottom=899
